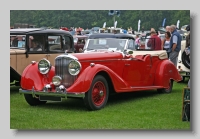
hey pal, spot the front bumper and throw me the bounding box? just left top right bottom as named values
left=19, top=87, right=85, bottom=99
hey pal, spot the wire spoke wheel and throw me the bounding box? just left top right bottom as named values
left=92, top=81, right=106, bottom=106
left=84, top=75, right=109, bottom=111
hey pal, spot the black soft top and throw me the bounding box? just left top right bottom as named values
left=88, top=33, right=135, bottom=40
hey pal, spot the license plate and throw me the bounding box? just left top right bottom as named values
left=186, top=72, right=190, bottom=76
left=39, top=96, right=62, bottom=102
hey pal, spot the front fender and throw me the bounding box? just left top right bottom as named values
left=67, top=64, right=129, bottom=93
left=21, top=62, right=55, bottom=91
left=154, top=60, right=182, bottom=87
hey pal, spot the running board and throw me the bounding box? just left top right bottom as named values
left=116, top=86, right=164, bottom=93
left=130, top=86, right=163, bottom=89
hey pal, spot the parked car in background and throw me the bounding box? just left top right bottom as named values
left=81, top=29, right=92, bottom=35
left=87, top=33, right=135, bottom=40
left=69, top=31, right=76, bottom=36
left=73, top=35, right=88, bottom=53
left=10, top=28, right=74, bottom=86
left=177, top=34, right=190, bottom=82
left=91, top=27, right=100, bottom=33
left=19, top=31, right=182, bottom=111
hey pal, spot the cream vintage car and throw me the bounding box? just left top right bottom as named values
left=10, top=28, right=75, bottom=86
left=177, top=33, right=190, bottom=81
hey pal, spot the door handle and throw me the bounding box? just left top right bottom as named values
left=46, top=54, right=51, bottom=56
left=125, top=64, right=130, bottom=66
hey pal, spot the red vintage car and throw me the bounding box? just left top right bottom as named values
left=19, top=34, right=182, bottom=111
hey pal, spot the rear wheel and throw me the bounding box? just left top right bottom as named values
left=182, top=51, right=190, bottom=69
left=24, top=94, right=47, bottom=106
left=84, top=75, right=109, bottom=111
left=178, top=76, right=185, bottom=83
left=157, top=79, right=173, bottom=93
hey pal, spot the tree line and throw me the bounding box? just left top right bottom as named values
left=10, top=10, right=190, bottom=30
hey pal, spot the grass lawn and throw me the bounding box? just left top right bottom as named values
left=10, top=80, right=190, bottom=130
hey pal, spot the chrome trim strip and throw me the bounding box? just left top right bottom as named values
left=55, top=54, right=78, bottom=60
left=19, top=88, right=85, bottom=98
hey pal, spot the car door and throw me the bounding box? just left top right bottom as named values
left=47, top=34, right=73, bottom=66
left=16, top=34, right=48, bottom=76
left=122, top=54, right=153, bottom=86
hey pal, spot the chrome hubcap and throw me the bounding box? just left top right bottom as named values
left=99, top=90, right=104, bottom=97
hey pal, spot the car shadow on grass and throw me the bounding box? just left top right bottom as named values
left=37, top=90, right=161, bottom=111
left=108, top=90, right=159, bottom=104
left=10, top=86, right=20, bottom=93
left=38, top=98, right=87, bottom=111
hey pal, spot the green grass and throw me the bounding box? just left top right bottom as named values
left=10, top=80, right=190, bottom=130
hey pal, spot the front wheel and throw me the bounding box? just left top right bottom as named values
left=24, top=94, right=47, bottom=106
left=84, top=75, right=109, bottom=111
left=157, top=79, right=173, bottom=93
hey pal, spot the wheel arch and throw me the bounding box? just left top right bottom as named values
left=95, top=71, right=116, bottom=96
left=154, top=60, right=182, bottom=87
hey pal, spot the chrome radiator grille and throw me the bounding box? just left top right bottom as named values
left=55, top=56, right=78, bottom=88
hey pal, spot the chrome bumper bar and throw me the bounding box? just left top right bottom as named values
left=19, top=88, right=85, bottom=98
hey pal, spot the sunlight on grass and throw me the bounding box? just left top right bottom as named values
left=10, top=81, right=190, bottom=130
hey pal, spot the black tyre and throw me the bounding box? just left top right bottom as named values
left=84, top=75, right=109, bottom=111
left=182, top=51, right=190, bottom=69
left=24, top=94, right=47, bottom=106
left=157, top=79, right=173, bottom=93
left=177, top=76, right=185, bottom=83
left=15, top=80, right=20, bottom=86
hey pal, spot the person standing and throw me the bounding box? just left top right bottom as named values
left=147, top=28, right=162, bottom=50
left=169, top=25, right=182, bottom=67
left=166, top=26, right=171, bottom=32
left=141, top=26, right=144, bottom=33
left=135, top=34, right=140, bottom=49
left=161, top=31, right=171, bottom=58
left=132, top=29, right=135, bottom=35
left=145, top=33, right=151, bottom=50
left=123, top=29, right=127, bottom=34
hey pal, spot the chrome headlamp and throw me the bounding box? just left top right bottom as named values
left=52, top=76, right=62, bottom=86
left=68, top=60, right=81, bottom=76
left=38, top=59, right=51, bottom=74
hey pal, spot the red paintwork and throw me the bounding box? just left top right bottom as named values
left=21, top=62, right=55, bottom=91
left=21, top=51, right=182, bottom=94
